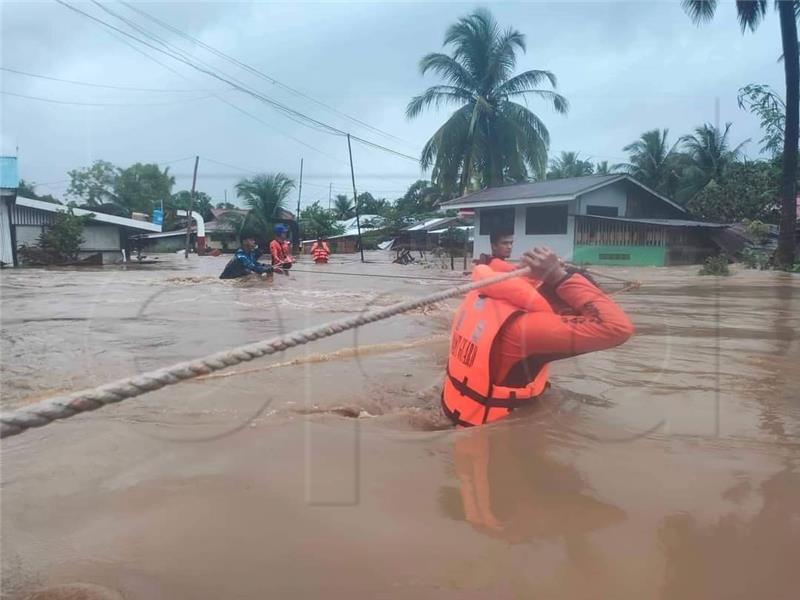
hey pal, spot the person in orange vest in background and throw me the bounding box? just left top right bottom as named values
left=310, top=235, right=331, bottom=264
left=442, top=246, right=634, bottom=427
left=270, top=224, right=293, bottom=271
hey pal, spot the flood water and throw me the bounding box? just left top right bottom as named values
left=1, top=252, right=799, bottom=599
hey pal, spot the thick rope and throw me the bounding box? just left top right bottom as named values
left=0, top=266, right=533, bottom=439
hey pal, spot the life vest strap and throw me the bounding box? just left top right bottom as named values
left=440, top=392, right=474, bottom=427
left=446, top=369, right=537, bottom=409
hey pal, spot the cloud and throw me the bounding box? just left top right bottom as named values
left=0, top=1, right=785, bottom=203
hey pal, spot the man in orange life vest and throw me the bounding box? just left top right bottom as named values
left=442, top=246, right=634, bottom=427
left=475, top=230, right=515, bottom=272
left=310, top=236, right=331, bottom=264
left=270, top=224, right=293, bottom=271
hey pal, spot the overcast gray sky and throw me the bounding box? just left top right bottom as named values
left=0, top=1, right=786, bottom=209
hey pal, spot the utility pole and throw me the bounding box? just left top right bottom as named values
left=296, top=158, right=303, bottom=250
left=347, top=134, right=364, bottom=263
left=328, top=182, right=332, bottom=211
left=224, top=189, right=228, bottom=205
left=184, top=155, right=199, bottom=259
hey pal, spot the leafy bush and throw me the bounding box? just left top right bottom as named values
left=698, top=254, right=730, bottom=276
left=740, top=248, right=771, bottom=270
left=18, top=209, right=93, bottom=264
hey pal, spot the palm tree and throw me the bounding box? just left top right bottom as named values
left=616, top=129, right=680, bottom=196
left=333, top=194, right=354, bottom=220
left=594, top=161, right=615, bottom=176
left=682, top=0, right=797, bottom=266
left=235, top=173, right=295, bottom=233
left=547, top=151, right=594, bottom=179
left=406, top=8, right=568, bottom=194
left=679, top=123, right=748, bottom=199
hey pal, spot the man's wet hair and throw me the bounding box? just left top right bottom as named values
left=239, top=234, right=256, bottom=244
left=489, top=231, right=513, bottom=245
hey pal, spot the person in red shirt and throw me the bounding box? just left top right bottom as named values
left=442, top=246, right=634, bottom=427
left=269, top=224, right=293, bottom=271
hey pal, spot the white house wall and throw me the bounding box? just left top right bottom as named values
left=0, top=198, right=13, bottom=265
left=81, top=224, right=121, bottom=251
left=474, top=202, right=576, bottom=260
left=15, top=224, right=42, bottom=247
left=577, top=186, right=628, bottom=216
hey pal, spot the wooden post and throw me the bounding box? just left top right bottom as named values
left=184, top=155, right=199, bottom=259
left=346, top=134, right=365, bottom=263
left=296, top=158, right=303, bottom=249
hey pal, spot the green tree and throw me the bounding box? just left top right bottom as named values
left=406, top=8, right=568, bottom=194
left=299, top=202, right=346, bottom=239
left=356, top=192, right=388, bottom=215
left=333, top=194, right=354, bottom=219
left=395, top=179, right=449, bottom=216
left=170, top=190, right=214, bottom=221
left=114, top=163, right=175, bottom=215
left=215, top=201, right=236, bottom=210
left=682, top=0, right=798, bottom=267
left=594, top=161, right=615, bottom=176
left=19, top=209, right=93, bottom=264
left=679, top=123, right=748, bottom=200
left=738, top=83, right=788, bottom=158
left=235, top=173, right=295, bottom=235
left=616, top=129, right=681, bottom=196
left=17, top=179, right=61, bottom=204
left=547, top=151, right=594, bottom=179
left=686, top=160, right=780, bottom=223
left=66, top=160, right=118, bottom=206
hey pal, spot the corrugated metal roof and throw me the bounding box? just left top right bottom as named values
left=443, top=175, right=623, bottom=207
left=0, top=156, right=19, bottom=189
left=442, top=174, right=687, bottom=215
left=15, top=196, right=161, bottom=232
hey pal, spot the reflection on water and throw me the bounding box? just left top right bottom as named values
left=1, top=256, right=799, bottom=599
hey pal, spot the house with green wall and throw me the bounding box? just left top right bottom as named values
left=441, top=174, right=727, bottom=267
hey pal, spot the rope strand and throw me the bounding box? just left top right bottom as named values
left=0, top=267, right=532, bottom=439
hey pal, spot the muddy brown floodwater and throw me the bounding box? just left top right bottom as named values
left=1, top=252, right=799, bottom=599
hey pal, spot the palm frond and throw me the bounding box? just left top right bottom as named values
left=406, top=85, right=473, bottom=119
left=496, top=69, right=557, bottom=95
left=735, top=0, right=767, bottom=32
left=419, top=53, right=476, bottom=90
left=681, top=0, right=718, bottom=24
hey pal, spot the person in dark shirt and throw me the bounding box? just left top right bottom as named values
left=219, top=236, right=277, bottom=280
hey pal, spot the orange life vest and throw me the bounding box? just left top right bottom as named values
left=442, top=290, right=549, bottom=427
left=311, top=241, right=330, bottom=263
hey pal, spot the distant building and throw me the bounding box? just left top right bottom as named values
left=300, top=214, right=383, bottom=253
left=442, top=174, right=727, bottom=266
left=11, top=196, right=160, bottom=265
left=0, top=156, right=18, bottom=266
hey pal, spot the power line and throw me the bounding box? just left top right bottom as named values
left=0, top=89, right=215, bottom=106
left=0, top=66, right=222, bottom=93
left=54, top=1, right=421, bottom=164
left=120, top=0, right=417, bottom=149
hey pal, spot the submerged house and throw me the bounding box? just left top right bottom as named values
left=11, top=196, right=161, bottom=265
left=442, top=174, right=727, bottom=266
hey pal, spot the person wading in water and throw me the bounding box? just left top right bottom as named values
left=270, top=224, right=293, bottom=271
left=442, top=246, right=634, bottom=427
left=219, top=235, right=278, bottom=280
left=475, top=231, right=515, bottom=271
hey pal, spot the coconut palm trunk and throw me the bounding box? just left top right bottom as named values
left=777, top=1, right=798, bottom=267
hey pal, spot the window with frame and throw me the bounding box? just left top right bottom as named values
left=525, top=204, right=568, bottom=235
left=478, top=207, right=515, bottom=236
